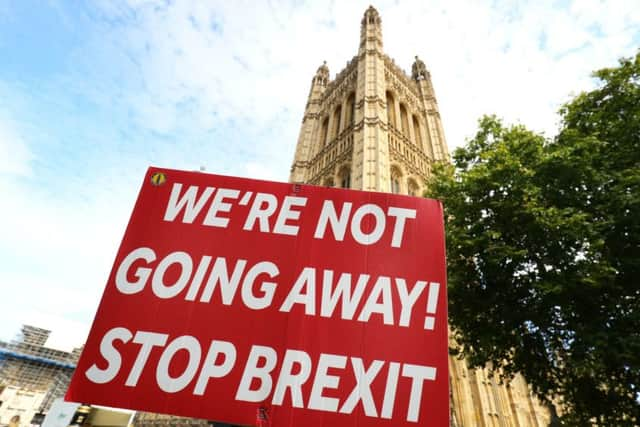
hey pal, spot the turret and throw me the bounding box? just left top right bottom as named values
left=411, top=55, right=449, bottom=160
left=289, top=61, right=331, bottom=183
left=359, top=6, right=383, bottom=54
left=313, top=60, right=330, bottom=87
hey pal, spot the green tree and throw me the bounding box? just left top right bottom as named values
left=428, top=53, right=640, bottom=425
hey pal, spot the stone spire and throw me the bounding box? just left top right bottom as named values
left=362, top=5, right=381, bottom=23
left=359, top=5, right=383, bottom=53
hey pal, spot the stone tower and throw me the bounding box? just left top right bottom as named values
left=289, top=6, right=553, bottom=427
left=290, top=6, right=448, bottom=195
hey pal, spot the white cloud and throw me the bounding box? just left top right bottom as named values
left=378, top=0, right=639, bottom=146
left=23, top=312, right=90, bottom=352
left=73, top=0, right=640, bottom=154
left=244, top=161, right=283, bottom=183
left=0, top=167, right=138, bottom=349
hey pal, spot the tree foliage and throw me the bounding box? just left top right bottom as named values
left=427, top=53, right=640, bottom=425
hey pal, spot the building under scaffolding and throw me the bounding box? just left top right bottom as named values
left=0, top=325, right=82, bottom=425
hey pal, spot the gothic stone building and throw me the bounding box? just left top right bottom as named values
left=289, top=6, right=553, bottom=427
left=289, top=9, right=447, bottom=195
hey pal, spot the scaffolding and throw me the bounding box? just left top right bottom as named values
left=0, top=325, right=80, bottom=413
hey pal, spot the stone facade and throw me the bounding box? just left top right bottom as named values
left=289, top=6, right=553, bottom=427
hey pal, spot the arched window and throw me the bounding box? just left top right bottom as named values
left=407, top=178, right=419, bottom=197
left=333, top=105, right=342, bottom=139
left=391, top=165, right=402, bottom=194
left=400, top=104, right=410, bottom=137
left=320, top=117, right=329, bottom=147
left=386, top=92, right=396, bottom=128
left=412, top=115, right=422, bottom=148
left=339, top=165, right=351, bottom=189
left=346, top=93, right=356, bottom=127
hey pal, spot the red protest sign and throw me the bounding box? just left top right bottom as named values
left=66, top=167, right=449, bottom=427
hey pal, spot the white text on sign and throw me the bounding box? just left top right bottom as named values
left=163, top=183, right=417, bottom=248
left=115, top=248, right=441, bottom=330
left=86, top=327, right=436, bottom=423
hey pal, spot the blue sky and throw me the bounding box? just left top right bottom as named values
left=1, top=0, right=639, bottom=350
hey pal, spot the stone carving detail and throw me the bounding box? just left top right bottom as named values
left=390, top=80, right=418, bottom=111
left=321, top=60, right=357, bottom=106
left=383, top=55, right=419, bottom=95
left=411, top=55, right=428, bottom=81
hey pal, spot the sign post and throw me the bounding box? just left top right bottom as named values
left=67, top=167, right=449, bottom=426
